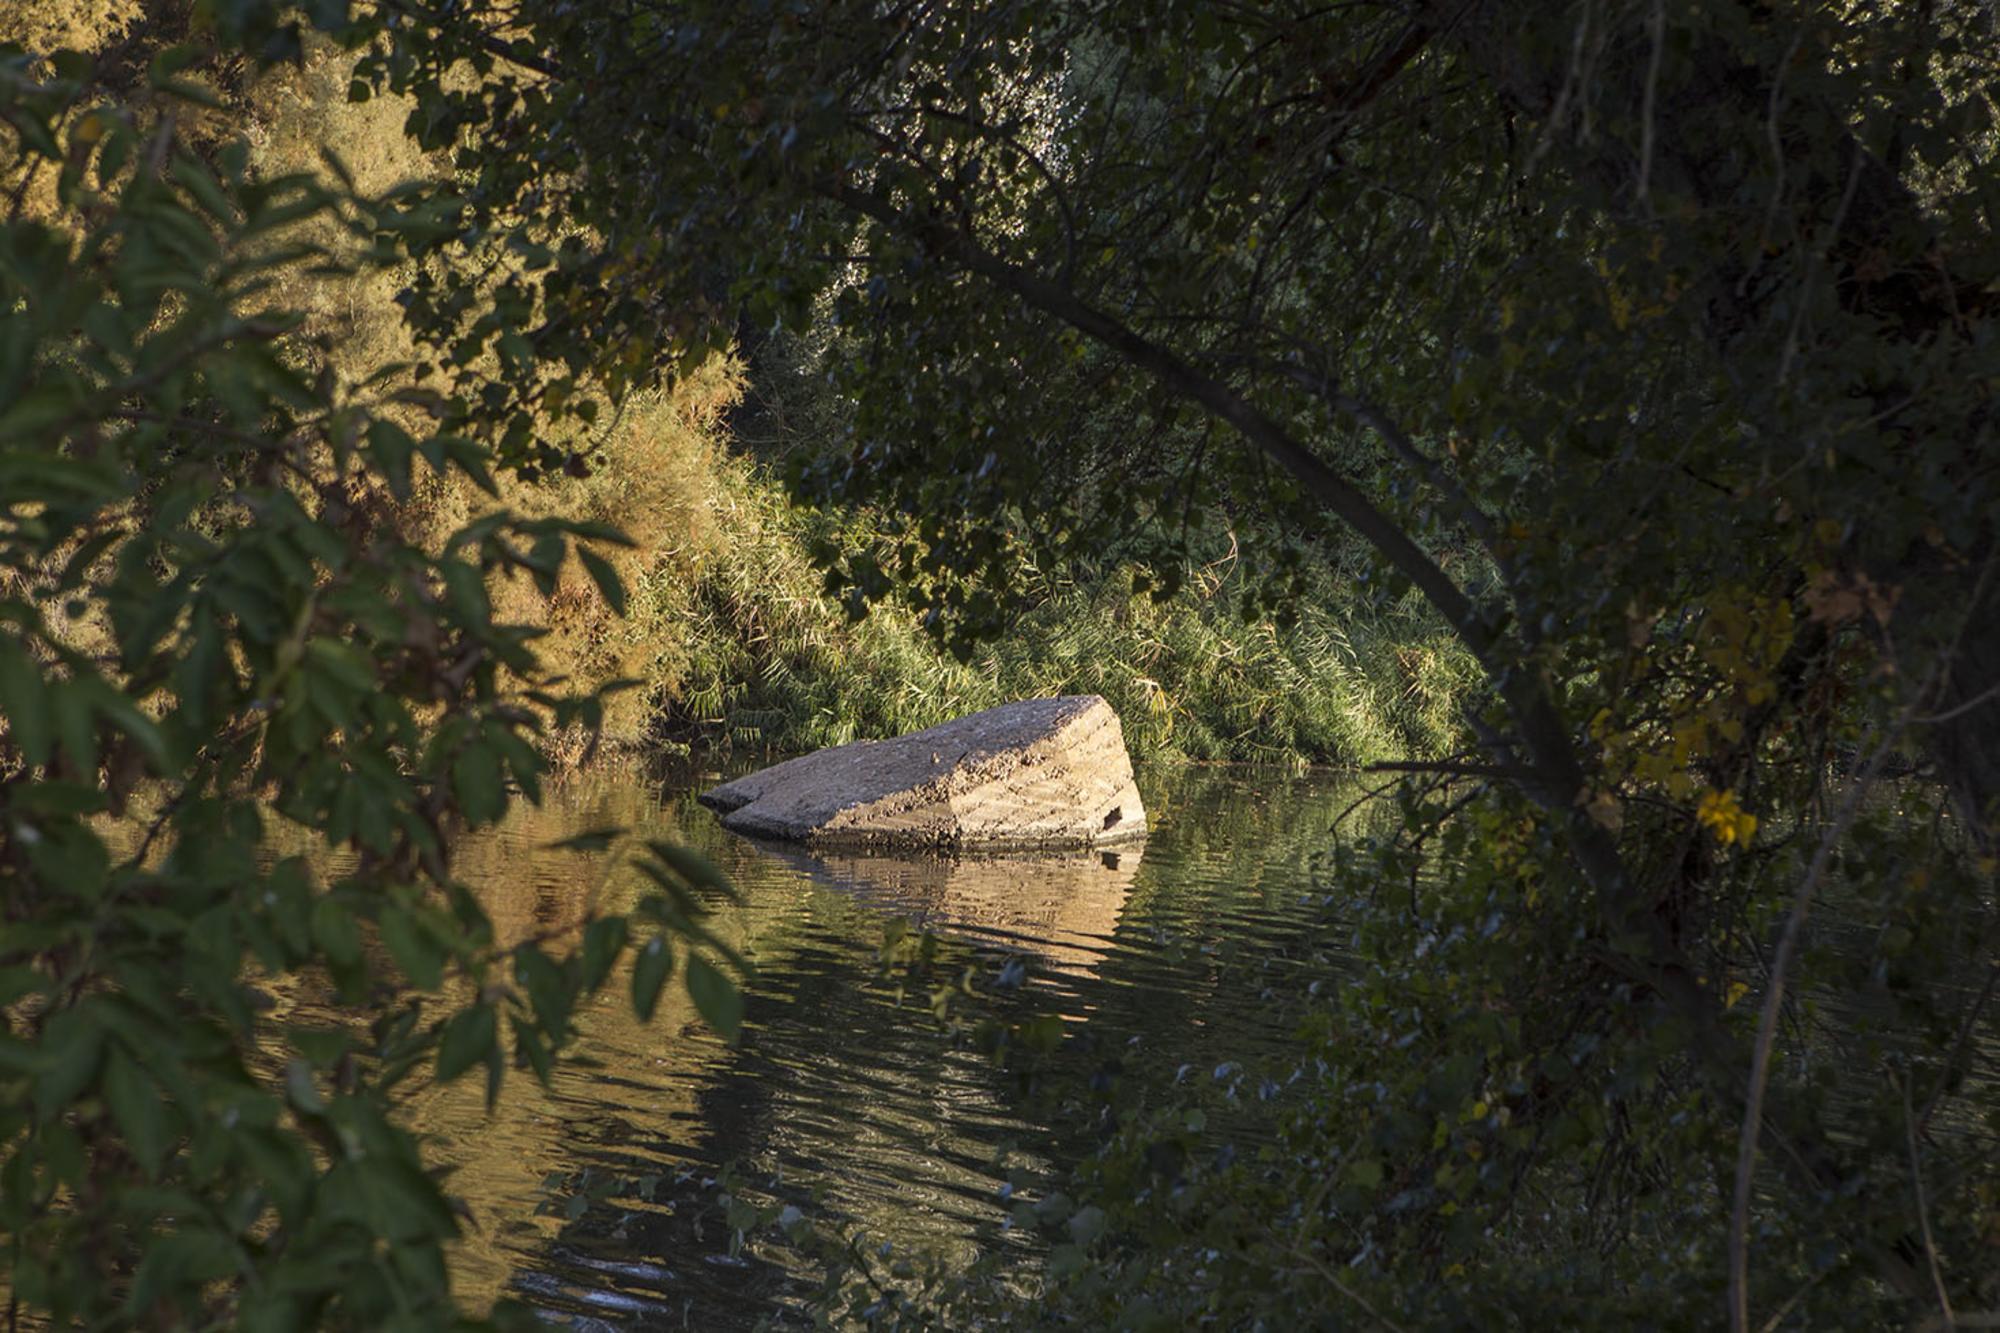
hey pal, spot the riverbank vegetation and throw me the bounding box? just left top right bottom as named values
left=3, top=2, right=1997, bottom=1330
left=463, top=352, right=1473, bottom=767
left=1, top=9, right=1462, bottom=771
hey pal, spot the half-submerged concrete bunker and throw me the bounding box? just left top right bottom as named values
left=698, top=695, right=1146, bottom=850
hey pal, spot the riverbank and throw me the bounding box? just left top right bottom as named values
left=481, top=375, right=1477, bottom=770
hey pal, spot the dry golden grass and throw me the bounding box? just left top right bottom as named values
left=0, top=0, right=140, bottom=56
left=483, top=355, right=753, bottom=746
left=229, top=43, right=781, bottom=752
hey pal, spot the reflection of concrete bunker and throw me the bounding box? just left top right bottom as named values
left=698, top=696, right=1146, bottom=849
left=759, top=841, right=1143, bottom=971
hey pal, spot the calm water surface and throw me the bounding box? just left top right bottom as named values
left=394, top=763, right=1364, bottom=1328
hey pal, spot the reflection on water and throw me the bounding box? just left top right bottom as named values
left=388, top=763, right=1363, bottom=1328
left=754, top=840, right=1142, bottom=973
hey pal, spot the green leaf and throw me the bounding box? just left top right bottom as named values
left=365, top=419, right=416, bottom=499
left=486, top=1037, right=506, bottom=1111
left=577, top=546, right=627, bottom=615
left=580, top=916, right=628, bottom=994
left=323, top=1154, right=458, bottom=1242
left=440, top=435, right=498, bottom=495
left=436, top=1004, right=496, bottom=1082
left=152, top=77, right=224, bottom=109
left=96, top=121, right=134, bottom=185
left=312, top=897, right=363, bottom=968
left=512, top=945, right=570, bottom=1039
left=128, top=1227, right=240, bottom=1316
left=170, top=156, right=237, bottom=225
left=103, top=1050, right=172, bottom=1177
left=0, top=966, right=47, bottom=1009
left=77, top=677, right=173, bottom=772
left=552, top=517, right=637, bottom=547
left=147, top=42, right=205, bottom=82
left=453, top=739, right=506, bottom=826
left=645, top=842, right=738, bottom=902
left=630, top=935, right=673, bottom=1022
left=546, top=827, right=623, bottom=853
left=526, top=533, right=565, bottom=597
left=379, top=903, right=445, bottom=990
left=289, top=1026, right=351, bottom=1068
left=685, top=954, right=743, bottom=1043
left=0, top=636, right=52, bottom=767
left=305, top=639, right=376, bottom=694
left=52, top=679, right=97, bottom=777
left=174, top=613, right=223, bottom=732
left=6, top=109, right=61, bottom=160
left=511, top=1015, right=553, bottom=1085
left=55, top=529, right=122, bottom=593
left=34, top=1009, right=104, bottom=1117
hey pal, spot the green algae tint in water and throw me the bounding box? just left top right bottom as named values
left=396, top=764, right=1366, bottom=1328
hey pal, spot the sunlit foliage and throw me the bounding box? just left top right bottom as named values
left=0, top=22, right=749, bottom=1328
left=303, top=0, right=1999, bottom=1326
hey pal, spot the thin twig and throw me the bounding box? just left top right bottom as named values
left=1918, top=960, right=2000, bottom=1135
left=1270, top=363, right=1502, bottom=551
left=1910, top=677, right=2000, bottom=726
left=1636, top=0, right=1665, bottom=215
left=1777, top=138, right=1867, bottom=387
left=1903, top=1075, right=1954, bottom=1327
left=1728, top=730, right=1896, bottom=1332
left=1269, top=1229, right=1411, bottom=1333
left=1914, top=1313, right=2000, bottom=1331
left=1526, top=6, right=1591, bottom=173
left=1756, top=1265, right=1830, bottom=1333
left=1752, top=28, right=1807, bottom=272
left=1727, top=580, right=1971, bottom=1328
left=1330, top=771, right=1420, bottom=833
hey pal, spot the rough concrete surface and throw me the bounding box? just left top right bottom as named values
left=698, top=695, right=1147, bottom=849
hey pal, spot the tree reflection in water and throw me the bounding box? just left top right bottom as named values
left=380, top=764, right=1364, bottom=1327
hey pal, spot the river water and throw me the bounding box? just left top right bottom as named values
left=393, top=763, right=1365, bottom=1328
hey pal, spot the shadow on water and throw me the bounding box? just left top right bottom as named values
left=385, top=763, right=1372, bottom=1328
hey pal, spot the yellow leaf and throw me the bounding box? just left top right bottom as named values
left=1696, top=788, right=1751, bottom=845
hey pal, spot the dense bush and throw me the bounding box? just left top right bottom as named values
left=316, top=1, right=1998, bottom=1327
left=0, top=26, right=748, bottom=1327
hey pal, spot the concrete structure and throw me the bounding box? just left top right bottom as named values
left=698, top=695, right=1146, bottom=849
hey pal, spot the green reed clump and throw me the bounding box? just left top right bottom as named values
left=629, top=457, right=1475, bottom=767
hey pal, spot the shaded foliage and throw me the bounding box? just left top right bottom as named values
left=0, top=26, right=748, bottom=1329
left=2, top=0, right=1997, bottom=1327
left=305, top=0, right=2000, bottom=1326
